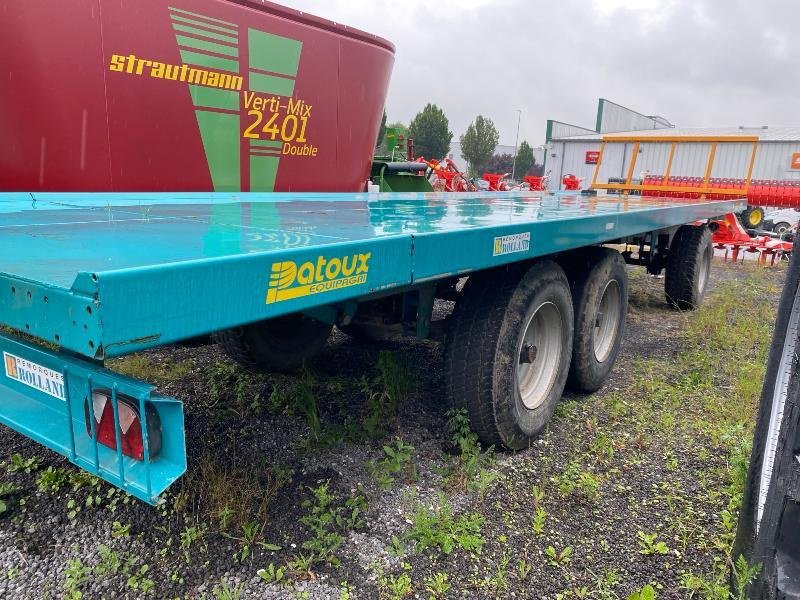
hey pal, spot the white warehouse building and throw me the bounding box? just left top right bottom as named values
left=544, top=98, right=800, bottom=192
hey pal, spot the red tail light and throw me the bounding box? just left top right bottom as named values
left=84, top=390, right=162, bottom=460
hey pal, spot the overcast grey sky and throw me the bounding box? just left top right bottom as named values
left=283, top=0, right=797, bottom=146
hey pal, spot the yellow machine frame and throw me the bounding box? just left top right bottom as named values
left=589, top=135, right=759, bottom=197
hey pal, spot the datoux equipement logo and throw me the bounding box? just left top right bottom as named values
left=266, top=253, right=371, bottom=304
left=107, top=5, right=317, bottom=192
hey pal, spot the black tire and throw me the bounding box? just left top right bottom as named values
left=213, top=313, right=332, bottom=372
left=732, top=234, right=800, bottom=597
left=444, top=261, right=574, bottom=450
left=665, top=224, right=713, bottom=310
left=773, top=221, right=792, bottom=236
left=566, top=248, right=628, bottom=393
left=741, top=206, right=764, bottom=229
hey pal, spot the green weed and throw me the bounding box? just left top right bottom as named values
left=297, top=481, right=366, bottom=567
left=406, top=498, right=484, bottom=555
left=369, top=439, right=417, bottom=490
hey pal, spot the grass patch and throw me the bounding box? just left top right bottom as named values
left=597, top=266, right=779, bottom=593
left=112, top=354, right=194, bottom=384
left=174, top=454, right=290, bottom=533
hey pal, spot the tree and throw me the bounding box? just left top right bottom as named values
left=408, top=104, right=453, bottom=159
left=514, top=141, right=536, bottom=177
left=484, top=153, right=515, bottom=174
left=460, top=115, right=499, bottom=175
left=375, top=109, right=387, bottom=149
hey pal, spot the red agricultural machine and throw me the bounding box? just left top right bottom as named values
left=523, top=173, right=550, bottom=191
left=562, top=173, right=582, bottom=191
left=482, top=172, right=511, bottom=191
left=421, top=158, right=478, bottom=192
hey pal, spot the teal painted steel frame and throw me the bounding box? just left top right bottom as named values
left=0, top=332, right=185, bottom=504
left=0, top=192, right=745, bottom=360
left=0, top=190, right=746, bottom=502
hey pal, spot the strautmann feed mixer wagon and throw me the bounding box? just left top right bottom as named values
left=0, top=0, right=745, bottom=503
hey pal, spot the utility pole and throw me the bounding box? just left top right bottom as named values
left=511, top=109, right=522, bottom=181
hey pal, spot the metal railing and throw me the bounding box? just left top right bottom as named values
left=590, top=135, right=759, bottom=197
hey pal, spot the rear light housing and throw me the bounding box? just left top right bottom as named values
left=84, top=389, right=162, bottom=460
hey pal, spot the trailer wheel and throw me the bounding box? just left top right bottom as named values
left=213, top=313, right=332, bottom=372
left=566, top=248, right=628, bottom=393
left=444, top=261, right=574, bottom=450
left=741, top=206, right=764, bottom=229
left=665, top=224, right=713, bottom=310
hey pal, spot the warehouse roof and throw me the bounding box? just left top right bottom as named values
left=554, top=126, right=800, bottom=142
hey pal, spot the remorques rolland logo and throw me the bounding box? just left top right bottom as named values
left=266, top=253, right=371, bottom=304
left=3, top=352, right=66, bottom=401
left=107, top=5, right=316, bottom=192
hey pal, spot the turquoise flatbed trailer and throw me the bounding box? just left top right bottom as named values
left=0, top=190, right=745, bottom=503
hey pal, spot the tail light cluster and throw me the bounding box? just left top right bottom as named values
left=84, top=390, right=162, bottom=460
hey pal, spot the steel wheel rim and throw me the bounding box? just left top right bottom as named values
left=516, top=302, right=563, bottom=410
left=698, top=243, right=711, bottom=295
left=593, top=280, right=621, bottom=363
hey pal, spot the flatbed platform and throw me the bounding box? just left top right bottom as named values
left=1, top=191, right=744, bottom=360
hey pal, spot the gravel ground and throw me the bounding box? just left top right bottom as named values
left=0, top=260, right=785, bottom=599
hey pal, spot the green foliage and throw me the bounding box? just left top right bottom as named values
left=408, top=103, right=453, bottom=159
left=545, top=545, right=573, bottom=567
left=369, top=439, right=417, bottom=490
left=407, top=498, right=484, bottom=555
left=424, top=572, right=451, bottom=598
left=532, top=506, right=547, bottom=536
left=64, top=558, right=90, bottom=600
left=0, top=482, right=19, bottom=515
left=637, top=531, right=669, bottom=556
left=94, top=545, right=122, bottom=577
left=37, top=466, right=69, bottom=493
left=298, top=481, right=365, bottom=567
left=443, top=408, right=498, bottom=497
left=111, top=521, right=131, bottom=538
left=731, top=554, right=762, bottom=600
left=206, top=361, right=262, bottom=418
left=381, top=571, right=412, bottom=600
left=362, top=351, right=415, bottom=438
left=177, top=454, right=288, bottom=533
left=514, top=140, right=537, bottom=177
left=627, top=584, right=656, bottom=600
left=257, top=562, right=286, bottom=585
left=484, top=153, right=515, bottom=174
left=212, top=579, right=244, bottom=600
left=112, top=354, right=194, bottom=384
left=226, top=520, right=277, bottom=563
left=558, top=460, right=600, bottom=501
left=459, top=115, right=499, bottom=175
left=7, top=453, right=41, bottom=473
left=180, top=523, right=208, bottom=561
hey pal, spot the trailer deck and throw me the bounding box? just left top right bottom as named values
left=0, top=190, right=745, bottom=503
left=1, top=191, right=744, bottom=360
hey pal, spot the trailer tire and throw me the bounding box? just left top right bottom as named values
left=444, top=261, right=574, bottom=450
left=213, top=313, right=332, bottom=373
left=566, top=248, right=628, bottom=393
left=665, top=225, right=713, bottom=310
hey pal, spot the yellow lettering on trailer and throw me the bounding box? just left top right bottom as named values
left=266, top=253, right=371, bottom=304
